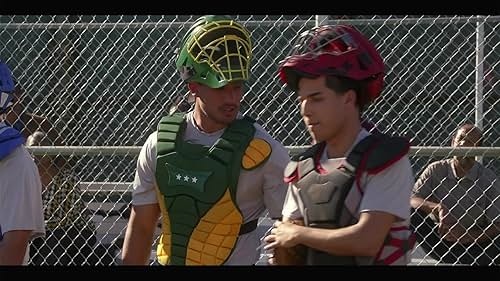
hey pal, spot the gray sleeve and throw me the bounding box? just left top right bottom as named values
left=131, top=132, right=159, bottom=206
left=484, top=169, right=500, bottom=223
left=281, top=183, right=303, bottom=220
left=262, top=139, right=291, bottom=219
left=0, top=146, right=45, bottom=240
left=412, top=162, right=438, bottom=199
left=359, top=156, right=415, bottom=220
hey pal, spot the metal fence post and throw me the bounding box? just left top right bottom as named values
left=315, top=15, right=329, bottom=27
left=475, top=15, right=485, bottom=163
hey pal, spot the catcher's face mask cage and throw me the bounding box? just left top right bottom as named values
left=0, top=61, right=15, bottom=114
left=176, top=15, right=252, bottom=89
left=278, top=25, right=384, bottom=101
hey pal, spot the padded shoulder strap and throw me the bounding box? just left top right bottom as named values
left=284, top=142, right=325, bottom=183
left=364, top=135, right=409, bottom=174
left=285, top=134, right=409, bottom=183
left=156, top=112, right=185, bottom=156
left=344, top=135, right=379, bottom=170
left=345, top=134, right=409, bottom=175
left=241, top=115, right=255, bottom=124
left=290, top=142, right=324, bottom=162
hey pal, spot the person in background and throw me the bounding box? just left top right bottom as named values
left=411, top=123, right=500, bottom=265
left=27, top=130, right=97, bottom=265
left=5, top=86, right=52, bottom=140
left=0, top=60, right=45, bottom=265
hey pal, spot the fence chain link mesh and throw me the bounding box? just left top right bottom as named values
left=1, top=15, right=498, bottom=265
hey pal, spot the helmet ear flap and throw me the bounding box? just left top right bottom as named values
left=179, top=65, right=195, bottom=81
left=366, top=74, right=384, bottom=101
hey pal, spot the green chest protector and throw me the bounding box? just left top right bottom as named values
left=155, top=113, right=258, bottom=265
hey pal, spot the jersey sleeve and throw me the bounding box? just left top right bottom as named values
left=359, top=156, right=415, bottom=220
left=0, top=146, right=45, bottom=240
left=132, top=132, right=159, bottom=206
left=258, top=137, right=289, bottom=219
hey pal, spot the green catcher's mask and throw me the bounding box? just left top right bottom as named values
left=176, top=15, right=252, bottom=89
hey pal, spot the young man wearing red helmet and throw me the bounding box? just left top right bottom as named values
left=264, top=25, right=415, bottom=265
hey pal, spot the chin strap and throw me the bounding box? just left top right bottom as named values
left=0, top=122, right=25, bottom=161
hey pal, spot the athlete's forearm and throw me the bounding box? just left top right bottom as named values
left=122, top=204, right=160, bottom=265
left=293, top=211, right=394, bottom=257
left=470, top=222, right=500, bottom=243
left=0, top=230, right=31, bottom=265
left=410, top=196, right=440, bottom=217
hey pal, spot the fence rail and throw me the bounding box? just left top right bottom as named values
left=28, top=145, right=500, bottom=157
left=2, top=14, right=498, bottom=265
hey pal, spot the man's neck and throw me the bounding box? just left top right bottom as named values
left=325, top=122, right=362, bottom=159
left=453, top=158, right=475, bottom=178
left=192, top=110, right=226, bottom=134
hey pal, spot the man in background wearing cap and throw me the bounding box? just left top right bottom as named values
left=4, top=86, right=52, bottom=140
left=121, top=15, right=290, bottom=265
left=0, top=60, right=45, bottom=265
left=264, top=25, right=415, bottom=265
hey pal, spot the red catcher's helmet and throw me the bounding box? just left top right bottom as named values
left=278, top=25, right=384, bottom=102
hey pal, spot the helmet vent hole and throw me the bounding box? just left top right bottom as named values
left=357, top=53, right=372, bottom=71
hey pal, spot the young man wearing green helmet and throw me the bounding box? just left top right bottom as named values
left=121, top=15, right=290, bottom=265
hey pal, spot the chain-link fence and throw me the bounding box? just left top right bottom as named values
left=1, top=15, right=499, bottom=265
